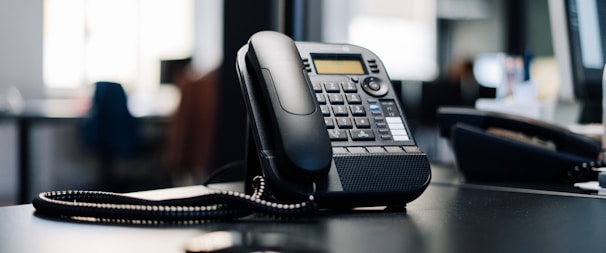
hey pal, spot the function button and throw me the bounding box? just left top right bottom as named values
left=323, top=82, right=341, bottom=93
left=387, top=117, right=405, bottom=129
left=349, top=105, right=366, bottom=116
left=341, top=82, right=358, bottom=92
left=316, top=94, right=326, bottom=104
left=328, top=129, right=348, bottom=141
left=385, top=146, right=405, bottom=153
left=347, top=147, right=367, bottom=153
left=350, top=129, right=375, bottom=141
left=354, top=117, right=371, bottom=128
left=391, top=129, right=407, bottom=136
left=367, top=59, right=380, bottom=73
left=345, top=94, right=362, bottom=104
left=331, top=105, right=348, bottom=116
left=366, top=146, right=386, bottom=153
left=380, top=135, right=392, bottom=140
left=378, top=128, right=390, bottom=134
left=335, top=117, right=353, bottom=128
left=350, top=76, right=359, bottom=83
left=324, top=117, right=334, bottom=129
left=393, top=135, right=410, bottom=141
left=385, top=117, right=409, bottom=141
left=327, top=94, right=345, bottom=104
left=312, top=82, right=323, bottom=92
left=374, top=116, right=385, bottom=122
left=302, top=58, right=312, bottom=72
left=333, top=147, right=349, bottom=154
left=368, top=103, right=382, bottom=115
left=403, top=146, right=422, bottom=153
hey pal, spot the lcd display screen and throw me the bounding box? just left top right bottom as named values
left=312, top=54, right=367, bottom=75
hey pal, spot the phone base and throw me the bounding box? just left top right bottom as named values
left=245, top=129, right=431, bottom=209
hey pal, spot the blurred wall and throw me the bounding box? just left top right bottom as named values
left=0, top=0, right=44, bottom=99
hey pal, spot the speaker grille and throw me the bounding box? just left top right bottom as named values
left=334, top=154, right=430, bottom=192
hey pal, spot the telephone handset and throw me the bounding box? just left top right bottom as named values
left=245, top=31, right=332, bottom=183
left=32, top=31, right=431, bottom=223
left=438, top=107, right=601, bottom=182
left=239, top=31, right=431, bottom=208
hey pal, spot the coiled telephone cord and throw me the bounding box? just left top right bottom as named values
left=32, top=176, right=317, bottom=224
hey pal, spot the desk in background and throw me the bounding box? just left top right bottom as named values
left=1, top=165, right=605, bottom=253
left=0, top=99, right=171, bottom=204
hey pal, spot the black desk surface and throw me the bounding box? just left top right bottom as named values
left=1, top=165, right=605, bottom=253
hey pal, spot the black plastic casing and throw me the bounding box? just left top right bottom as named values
left=236, top=33, right=431, bottom=209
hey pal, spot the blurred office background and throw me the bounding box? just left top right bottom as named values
left=0, top=0, right=579, bottom=205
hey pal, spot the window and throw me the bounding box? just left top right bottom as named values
left=322, top=0, right=437, bottom=81
left=43, top=0, right=194, bottom=93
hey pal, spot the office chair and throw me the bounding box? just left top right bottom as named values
left=80, top=81, right=140, bottom=189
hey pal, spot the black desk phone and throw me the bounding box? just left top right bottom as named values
left=238, top=31, right=431, bottom=208
left=438, top=107, right=601, bottom=183
left=32, top=31, right=430, bottom=223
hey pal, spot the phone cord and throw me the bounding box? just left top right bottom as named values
left=32, top=176, right=317, bottom=224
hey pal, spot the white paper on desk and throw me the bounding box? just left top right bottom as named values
left=573, top=181, right=606, bottom=195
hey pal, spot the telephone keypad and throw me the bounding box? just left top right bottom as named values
left=332, top=106, right=348, bottom=116
left=314, top=78, right=411, bottom=145
left=324, top=82, right=340, bottom=92
left=324, top=117, right=334, bottom=128
left=345, top=94, right=362, bottom=104
left=336, top=117, right=353, bottom=128
left=328, top=94, right=344, bottom=104
left=316, top=94, right=326, bottom=104
left=350, top=105, right=365, bottom=116
left=354, top=117, right=371, bottom=128
left=328, top=129, right=348, bottom=141
left=320, top=105, right=330, bottom=115
left=341, top=82, right=358, bottom=92
left=312, top=82, right=322, bottom=92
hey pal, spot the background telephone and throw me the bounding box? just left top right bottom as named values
left=438, top=107, right=601, bottom=183
left=237, top=31, right=431, bottom=208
